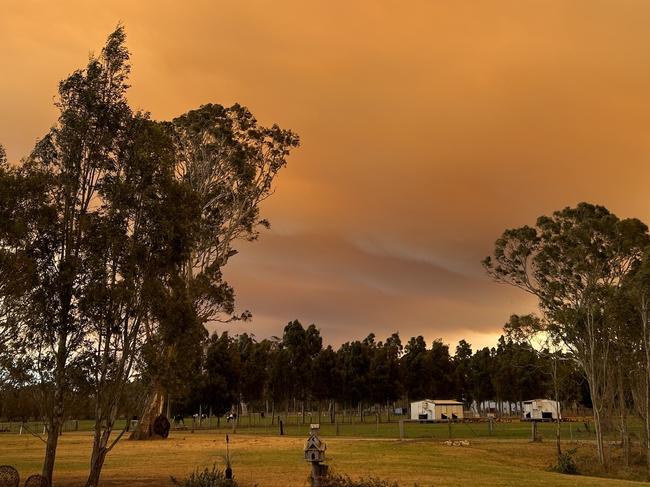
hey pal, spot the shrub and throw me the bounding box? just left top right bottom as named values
left=552, top=449, right=578, bottom=475
left=171, top=464, right=237, bottom=487
left=321, top=473, right=399, bottom=487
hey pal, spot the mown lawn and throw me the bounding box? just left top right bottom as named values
left=0, top=430, right=648, bottom=487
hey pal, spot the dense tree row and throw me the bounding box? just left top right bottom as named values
left=176, top=320, right=584, bottom=423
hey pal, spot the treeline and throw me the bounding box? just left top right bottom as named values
left=179, top=321, right=586, bottom=422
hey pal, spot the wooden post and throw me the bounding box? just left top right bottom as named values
left=448, top=418, right=452, bottom=438
left=488, top=417, right=493, bottom=435
left=311, top=462, right=321, bottom=487
left=279, top=419, right=284, bottom=436
left=399, top=420, right=404, bottom=440
left=335, top=420, right=339, bottom=436
left=531, top=420, right=537, bottom=442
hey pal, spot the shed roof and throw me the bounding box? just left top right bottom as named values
left=411, top=399, right=463, bottom=405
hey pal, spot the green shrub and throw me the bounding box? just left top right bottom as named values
left=321, top=473, right=399, bottom=487
left=171, top=464, right=237, bottom=487
left=552, top=449, right=578, bottom=475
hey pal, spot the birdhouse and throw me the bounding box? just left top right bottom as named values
left=304, top=424, right=326, bottom=463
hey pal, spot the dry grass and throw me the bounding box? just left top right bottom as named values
left=0, top=431, right=648, bottom=486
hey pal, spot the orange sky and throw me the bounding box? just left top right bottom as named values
left=3, top=1, right=650, bottom=350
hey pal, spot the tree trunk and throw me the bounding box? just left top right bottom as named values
left=617, top=370, right=630, bottom=467
left=42, top=331, right=67, bottom=484
left=129, top=382, right=165, bottom=440
left=85, top=426, right=114, bottom=487
left=646, top=367, right=650, bottom=477
left=593, top=402, right=606, bottom=465
left=642, top=295, right=650, bottom=476
left=86, top=447, right=108, bottom=487
left=42, top=414, right=63, bottom=485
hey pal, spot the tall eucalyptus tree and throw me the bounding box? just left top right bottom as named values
left=484, top=202, right=649, bottom=465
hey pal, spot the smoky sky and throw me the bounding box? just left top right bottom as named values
left=3, top=0, right=650, bottom=349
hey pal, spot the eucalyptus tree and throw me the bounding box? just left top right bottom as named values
left=484, top=202, right=649, bottom=464
left=453, top=340, right=473, bottom=406
left=401, top=336, right=432, bottom=401
left=16, top=26, right=133, bottom=483
left=238, top=334, right=271, bottom=414
left=337, top=337, right=372, bottom=418
left=0, top=146, right=31, bottom=387
left=367, top=333, right=403, bottom=420
left=81, top=115, right=200, bottom=486
left=311, top=345, right=341, bottom=422
left=623, top=249, right=650, bottom=473
left=131, top=102, right=299, bottom=439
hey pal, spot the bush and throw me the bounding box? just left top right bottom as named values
left=171, top=464, right=237, bottom=487
left=321, top=473, right=399, bottom=487
left=552, top=449, right=578, bottom=475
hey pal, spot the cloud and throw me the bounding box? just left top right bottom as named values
left=222, top=232, right=536, bottom=348
left=4, top=0, right=650, bottom=349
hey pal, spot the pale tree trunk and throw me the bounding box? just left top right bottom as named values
left=645, top=367, right=650, bottom=477
left=42, top=331, right=68, bottom=485
left=85, top=403, right=125, bottom=487
left=641, top=294, right=650, bottom=476
left=551, top=354, right=562, bottom=462
left=129, top=382, right=165, bottom=440
left=582, top=308, right=609, bottom=466
left=616, top=369, right=630, bottom=467
left=589, top=380, right=607, bottom=466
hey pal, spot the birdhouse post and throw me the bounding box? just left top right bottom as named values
left=304, top=424, right=327, bottom=487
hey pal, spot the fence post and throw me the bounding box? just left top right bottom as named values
left=399, top=420, right=404, bottom=440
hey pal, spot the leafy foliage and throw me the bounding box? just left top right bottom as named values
left=321, top=473, right=398, bottom=487
left=171, top=464, right=240, bottom=487
left=551, top=448, right=578, bottom=475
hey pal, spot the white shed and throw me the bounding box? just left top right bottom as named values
left=522, top=399, right=561, bottom=421
left=410, top=399, right=464, bottom=421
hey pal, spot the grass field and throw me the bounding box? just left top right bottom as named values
left=0, top=415, right=609, bottom=441
left=1, top=428, right=649, bottom=487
